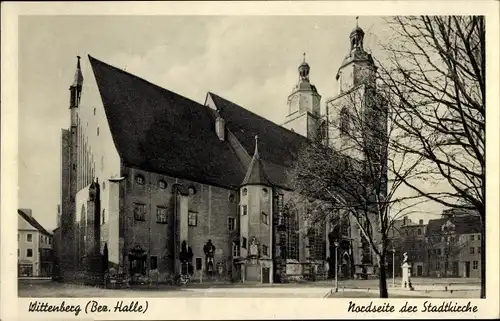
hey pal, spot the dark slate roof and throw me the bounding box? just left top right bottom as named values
left=241, top=136, right=271, bottom=186
left=208, top=92, right=309, bottom=189
left=88, top=55, right=246, bottom=189
left=18, top=210, right=52, bottom=236
left=426, top=215, right=481, bottom=236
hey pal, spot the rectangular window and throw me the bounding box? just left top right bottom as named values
left=473, top=261, right=478, bottom=269
left=156, top=207, right=168, bottom=224
left=478, top=247, right=481, bottom=254
left=102, top=209, right=106, bottom=224
left=477, top=234, right=481, bottom=240
left=438, top=249, right=442, bottom=256
left=242, top=237, right=247, bottom=249
left=188, top=211, right=198, bottom=227
left=196, top=258, right=203, bottom=270
left=227, top=217, right=236, bottom=231
left=241, top=205, right=247, bottom=216
left=417, top=229, right=422, bottom=235
left=27, top=249, right=33, bottom=257
left=262, top=245, right=269, bottom=256
left=470, top=247, right=475, bottom=254
left=27, top=234, right=32, bottom=242
left=133, top=203, right=146, bottom=221
left=232, top=241, right=240, bottom=257
left=470, top=235, right=474, bottom=241
left=150, top=256, right=158, bottom=270
left=261, top=212, right=268, bottom=225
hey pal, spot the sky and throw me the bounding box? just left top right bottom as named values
left=18, top=15, right=445, bottom=231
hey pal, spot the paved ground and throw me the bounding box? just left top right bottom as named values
left=18, top=277, right=481, bottom=298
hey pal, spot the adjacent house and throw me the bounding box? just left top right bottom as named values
left=18, top=209, right=54, bottom=277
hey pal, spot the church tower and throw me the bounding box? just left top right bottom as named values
left=326, top=19, right=380, bottom=159
left=60, top=56, right=84, bottom=277
left=239, top=136, right=274, bottom=283
left=282, top=54, right=322, bottom=140
left=325, top=19, right=387, bottom=278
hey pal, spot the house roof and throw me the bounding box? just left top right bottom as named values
left=208, top=92, right=309, bottom=189
left=18, top=209, right=52, bottom=236
left=88, top=55, right=246, bottom=189
left=426, top=215, right=481, bottom=236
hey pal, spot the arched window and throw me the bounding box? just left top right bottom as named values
left=339, top=108, right=351, bottom=136
left=283, top=202, right=300, bottom=261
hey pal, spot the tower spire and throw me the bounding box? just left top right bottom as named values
left=72, top=56, right=84, bottom=87
left=254, top=135, right=260, bottom=159
left=69, top=55, right=84, bottom=108
left=356, top=16, right=359, bottom=28
left=303, top=52, right=306, bottom=63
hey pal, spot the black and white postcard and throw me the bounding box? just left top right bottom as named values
left=1, top=1, right=499, bottom=320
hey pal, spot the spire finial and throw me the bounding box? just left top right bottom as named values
left=254, top=135, right=259, bottom=157
left=356, top=16, right=359, bottom=28
left=303, top=52, right=306, bottom=63
left=76, top=55, right=81, bottom=69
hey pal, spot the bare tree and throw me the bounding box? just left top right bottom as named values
left=426, top=223, right=469, bottom=277
left=378, top=16, right=485, bottom=297
left=292, top=87, right=427, bottom=298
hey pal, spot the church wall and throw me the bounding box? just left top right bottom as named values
left=74, top=57, right=122, bottom=270
left=122, top=167, right=239, bottom=282
left=282, top=113, right=308, bottom=137
left=187, top=183, right=239, bottom=279
left=326, top=85, right=366, bottom=160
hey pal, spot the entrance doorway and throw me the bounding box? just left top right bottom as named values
left=262, top=267, right=270, bottom=283
left=417, top=265, right=423, bottom=276
left=465, top=261, right=471, bottom=277
left=452, top=261, right=459, bottom=276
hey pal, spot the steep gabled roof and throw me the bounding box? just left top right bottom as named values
left=88, top=55, right=246, bottom=189
left=426, top=215, right=481, bottom=236
left=208, top=92, right=309, bottom=189
left=18, top=209, right=52, bottom=236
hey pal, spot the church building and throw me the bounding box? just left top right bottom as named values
left=57, top=24, right=384, bottom=284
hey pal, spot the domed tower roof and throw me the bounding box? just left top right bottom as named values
left=298, top=52, right=310, bottom=80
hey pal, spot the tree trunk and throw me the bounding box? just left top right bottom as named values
left=378, top=253, right=389, bottom=298
left=480, top=214, right=486, bottom=298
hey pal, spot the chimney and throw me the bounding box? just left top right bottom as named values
left=215, top=111, right=225, bottom=141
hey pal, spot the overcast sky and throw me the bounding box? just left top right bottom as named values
left=18, top=15, right=445, bottom=231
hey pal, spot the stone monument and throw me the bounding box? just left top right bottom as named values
left=401, top=252, right=413, bottom=290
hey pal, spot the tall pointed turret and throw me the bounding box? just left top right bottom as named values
left=241, top=135, right=269, bottom=186
left=239, top=135, right=274, bottom=284
left=69, top=56, right=84, bottom=108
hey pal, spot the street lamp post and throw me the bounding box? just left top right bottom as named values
left=392, top=247, right=396, bottom=288
left=334, top=241, right=339, bottom=293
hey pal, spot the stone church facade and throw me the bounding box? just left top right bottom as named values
left=57, top=25, right=384, bottom=284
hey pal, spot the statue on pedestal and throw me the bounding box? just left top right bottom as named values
left=249, top=237, right=259, bottom=257
left=401, top=252, right=413, bottom=290
left=203, top=239, right=216, bottom=278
